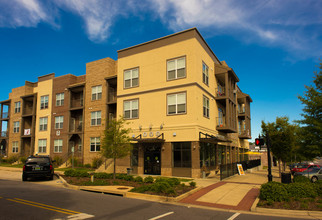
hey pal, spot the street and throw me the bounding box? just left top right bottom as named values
left=0, top=169, right=312, bottom=220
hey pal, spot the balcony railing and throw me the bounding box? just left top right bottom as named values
left=70, top=123, right=83, bottom=132
left=108, top=91, right=117, bottom=103
left=238, top=106, right=245, bottom=114
left=1, top=131, right=8, bottom=137
left=23, top=107, right=33, bottom=115
left=215, top=88, right=225, bottom=97
left=216, top=117, right=226, bottom=127
left=70, top=99, right=83, bottom=108
left=23, top=129, right=31, bottom=136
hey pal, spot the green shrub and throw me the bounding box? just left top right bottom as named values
left=130, top=185, right=150, bottom=193
left=293, top=175, right=310, bottom=183
left=167, top=178, right=180, bottom=186
left=150, top=182, right=171, bottom=193
left=64, top=169, right=89, bottom=177
left=124, top=175, right=134, bottom=181
left=144, top=176, right=154, bottom=183
left=115, top=173, right=127, bottom=180
left=189, top=181, right=196, bottom=187
left=68, top=157, right=80, bottom=167
left=314, top=180, right=322, bottom=197
left=259, top=182, right=289, bottom=202
left=19, top=156, right=27, bottom=164
left=84, top=164, right=91, bottom=168
left=93, top=172, right=113, bottom=179
left=7, top=155, right=18, bottom=164
left=91, top=157, right=103, bottom=169
left=286, top=183, right=317, bottom=198
left=52, top=156, right=63, bottom=166
left=134, top=176, right=143, bottom=183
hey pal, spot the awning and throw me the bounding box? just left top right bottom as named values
left=132, top=133, right=165, bottom=143
left=199, top=132, right=232, bottom=143
left=242, top=151, right=262, bottom=155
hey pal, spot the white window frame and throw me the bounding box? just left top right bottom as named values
left=203, top=96, right=210, bottom=118
left=91, top=85, right=102, bottom=101
left=13, top=121, right=20, bottom=133
left=55, top=116, right=64, bottom=129
left=202, top=62, right=209, bottom=86
left=124, top=68, right=139, bottom=88
left=12, top=141, right=19, bottom=153
left=167, top=57, right=186, bottom=80
left=91, top=111, right=101, bottom=126
left=54, top=139, right=63, bottom=153
left=123, top=99, right=139, bottom=119
left=38, top=139, right=47, bottom=153
left=90, top=137, right=100, bottom=152
left=40, top=95, right=49, bottom=109
left=167, top=92, right=186, bottom=115
left=56, top=93, right=64, bottom=106
left=39, top=117, right=48, bottom=131
left=14, top=101, right=21, bottom=113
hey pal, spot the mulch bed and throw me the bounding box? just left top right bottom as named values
left=61, top=175, right=194, bottom=197
left=258, top=198, right=322, bottom=211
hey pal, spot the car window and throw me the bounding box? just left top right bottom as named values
left=26, top=158, right=50, bottom=164
left=298, top=164, right=308, bottom=168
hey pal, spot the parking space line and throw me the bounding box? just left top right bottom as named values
left=149, top=212, right=174, bottom=220
left=227, top=212, right=240, bottom=220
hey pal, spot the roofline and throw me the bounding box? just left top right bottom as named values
left=117, top=27, right=222, bottom=64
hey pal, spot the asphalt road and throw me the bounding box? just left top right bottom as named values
left=0, top=170, right=312, bottom=220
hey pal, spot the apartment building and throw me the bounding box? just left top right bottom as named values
left=0, top=28, right=252, bottom=178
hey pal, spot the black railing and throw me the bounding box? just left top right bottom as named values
left=220, top=159, right=261, bottom=180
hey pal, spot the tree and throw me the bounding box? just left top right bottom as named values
left=101, top=117, right=132, bottom=179
left=297, top=63, right=322, bottom=159
left=261, top=117, right=297, bottom=175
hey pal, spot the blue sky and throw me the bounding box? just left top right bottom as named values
left=0, top=0, right=321, bottom=141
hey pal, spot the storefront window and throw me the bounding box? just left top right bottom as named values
left=173, top=142, right=191, bottom=168
left=131, top=144, right=138, bottom=166
left=199, top=142, right=216, bottom=168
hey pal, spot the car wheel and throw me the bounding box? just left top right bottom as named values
left=311, top=176, right=318, bottom=183
left=22, top=175, right=27, bottom=181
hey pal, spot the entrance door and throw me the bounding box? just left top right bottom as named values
left=144, top=144, right=161, bottom=175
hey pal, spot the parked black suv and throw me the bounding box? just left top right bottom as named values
left=22, top=155, right=54, bottom=181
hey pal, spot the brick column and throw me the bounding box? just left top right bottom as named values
left=191, top=141, right=200, bottom=178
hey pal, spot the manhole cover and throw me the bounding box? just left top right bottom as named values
left=117, top=187, right=129, bottom=190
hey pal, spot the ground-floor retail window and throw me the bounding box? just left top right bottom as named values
left=217, top=145, right=226, bottom=165
left=173, top=142, right=191, bottom=168
left=131, top=144, right=138, bottom=166
left=200, top=142, right=216, bottom=168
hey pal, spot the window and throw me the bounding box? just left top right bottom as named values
left=167, top=57, right=186, bottom=80
left=39, top=117, right=48, bottom=131
left=38, top=139, right=47, bottom=153
left=54, top=139, right=63, bottom=153
left=92, top=85, right=102, bottom=100
left=167, top=93, right=186, bottom=115
left=56, top=93, right=64, bottom=106
left=218, top=108, right=224, bottom=126
left=131, top=144, right=138, bottom=166
left=13, top=121, right=20, bottom=133
left=40, top=95, right=49, bottom=109
left=173, top=142, right=191, bottom=167
left=14, top=101, right=21, bottom=113
left=90, top=137, right=100, bottom=152
left=202, top=62, right=209, bottom=85
left=124, top=68, right=139, bottom=88
left=124, top=99, right=138, bottom=119
left=91, top=111, right=101, bottom=126
left=203, top=96, right=209, bottom=118
left=12, top=141, right=18, bottom=153
left=55, top=116, right=64, bottom=129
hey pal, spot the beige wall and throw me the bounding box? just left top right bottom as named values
left=34, top=78, right=53, bottom=155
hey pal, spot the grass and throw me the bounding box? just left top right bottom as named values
left=0, top=162, right=23, bottom=168
left=55, top=167, right=95, bottom=172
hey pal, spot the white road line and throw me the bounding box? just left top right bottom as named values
left=149, top=212, right=174, bottom=220
left=54, top=213, right=95, bottom=220
left=227, top=212, right=240, bottom=220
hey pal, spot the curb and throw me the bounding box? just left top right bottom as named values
left=253, top=207, right=322, bottom=219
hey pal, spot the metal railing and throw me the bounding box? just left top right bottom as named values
left=215, top=87, right=225, bottom=97
left=220, top=159, right=261, bottom=180
left=70, top=99, right=83, bottom=108
left=216, top=117, right=226, bottom=128
left=1, top=131, right=8, bottom=137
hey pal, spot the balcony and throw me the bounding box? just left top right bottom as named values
left=69, top=123, right=83, bottom=133
left=216, top=117, right=237, bottom=133
left=70, top=98, right=83, bottom=109
left=22, top=128, right=32, bottom=138
left=1, top=112, right=8, bottom=119
left=239, top=128, right=251, bottom=139
left=1, top=131, right=8, bottom=138
left=108, top=90, right=117, bottom=103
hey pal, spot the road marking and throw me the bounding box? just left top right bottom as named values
left=67, top=213, right=95, bottom=219
left=227, top=212, right=240, bottom=220
left=149, top=212, right=174, bottom=220
left=7, top=198, right=81, bottom=215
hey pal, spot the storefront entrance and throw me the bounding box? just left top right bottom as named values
left=144, top=143, right=161, bottom=175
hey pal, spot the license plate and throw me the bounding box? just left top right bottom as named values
left=34, top=166, right=42, bottom=171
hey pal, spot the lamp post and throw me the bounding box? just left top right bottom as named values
left=266, top=133, right=273, bottom=182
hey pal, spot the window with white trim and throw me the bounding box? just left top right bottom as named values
left=54, top=139, right=63, bottom=153
left=56, top=93, right=64, bottom=106
left=40, top=95, right=49, bottom=109
left=167, top=93, right=186, bottom=115
left=91, top=111, right=101, bottom=126
left=38, top=139, right=47, bottom=153
left=124, top=68, right=139, bottom=88
left=92, top=85, right=102, bottom=100
left=202, top=62, right=209, bottom=85
left=203, top=96, right=209, bottom=118
left=12, top=141, right=18, bottom=153
left=39, top=117, right=48, bottom=131
left=167, top=57, right=186, bottom=80
left=90, top=137, right=100, bottom=152
left=14, top=101, right=21, bottom=113
left=13, top=121, right=20, bottom=133
left=55, top=116, right=64, bottom=129
left=124, top=99, right=138, bottom=119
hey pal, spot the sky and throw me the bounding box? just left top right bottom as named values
left=0, top=0, right=321, bottom=142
